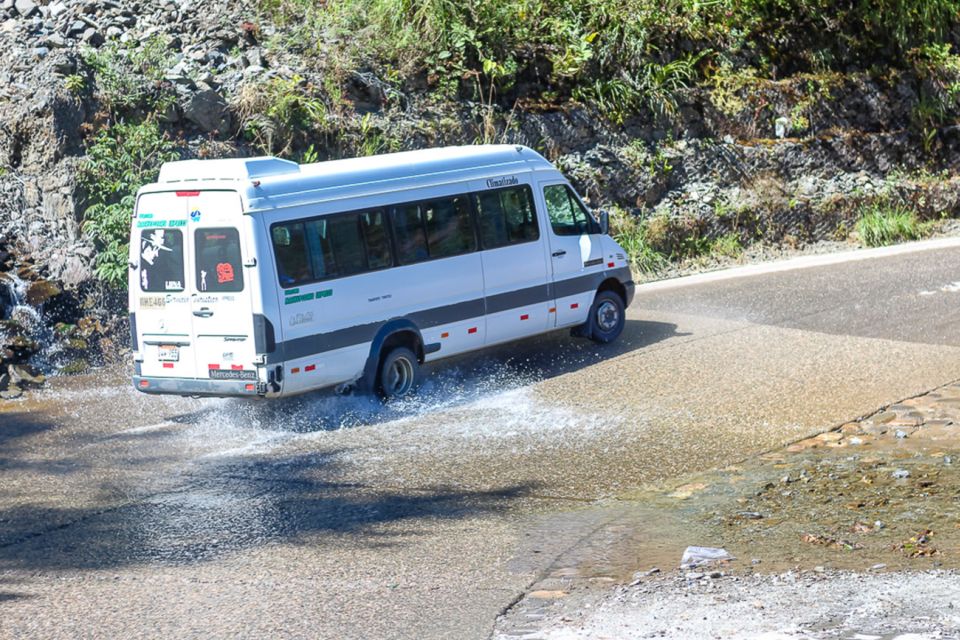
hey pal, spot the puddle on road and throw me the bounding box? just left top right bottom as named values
left=517, top=382, right=960, bottom=584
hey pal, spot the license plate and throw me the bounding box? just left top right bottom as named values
left=158, top=345, right=179, bottom=362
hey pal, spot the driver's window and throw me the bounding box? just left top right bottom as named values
left=543, top=184, right=594, bottom=236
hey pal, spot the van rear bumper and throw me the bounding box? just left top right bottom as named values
left=133, top=376, right=263, bottom=397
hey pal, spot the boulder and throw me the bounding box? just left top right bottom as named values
left=183, top=89, right=231, bottom=133
left=0, top=387, right=22, bottom=400
left=14, top=0, right=37, bottom=18
left=25, top=279, right=60, bottom=306
left=8, top=363, right=45, bottom=387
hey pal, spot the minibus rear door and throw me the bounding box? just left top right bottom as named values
left=185, top=192, right=258, bottom=384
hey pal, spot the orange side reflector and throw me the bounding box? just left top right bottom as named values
left=441, top=332, right=449, bottom=339
left=305, top=364, right=316, bottom=372
left=139, top=380, right=149, bottom=388
left=291, top=367, right=300, bottom=374
left=548, top=307, right=556, bottom=313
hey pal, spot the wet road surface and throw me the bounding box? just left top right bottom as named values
left=1, top=244, right=959, bottom=638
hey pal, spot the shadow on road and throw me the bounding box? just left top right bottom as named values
left=0, top=411, right=88, bottom=476
left=0, top=411, right=58, bottom=452
left=0, top=449, right=533, bottom=571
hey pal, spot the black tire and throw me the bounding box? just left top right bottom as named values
left=377, top=346, right=421, bottom=400
left=586, top=290, right=625, bottom=344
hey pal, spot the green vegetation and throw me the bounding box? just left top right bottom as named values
left=854, top=202, right=931, bottom=247
left=236, top=75, right=328, bottom=156
left=79, top=119, right=179, bottom=287
left=82, top=35, right=175, bottom=113
left=710, top=233, right=743, bottom=259
left=907, top=43, right=960, bottom=152
left=64, top=74, right=85, bottom=95
left=610, top=207, right=748, bottom=275
left=608, top=208, right=668, bottom=275
left=257, top=0, right=958, bottom=120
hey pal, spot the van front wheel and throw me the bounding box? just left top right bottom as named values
left=586, top=291, right=625, bottom=344
left=377, top=346, right=421, bottom=400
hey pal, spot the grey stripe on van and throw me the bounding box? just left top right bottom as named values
left=265, top=268, right=632, bottom=364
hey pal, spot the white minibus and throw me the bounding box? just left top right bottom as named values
left=128, top=145, right=634, bottom=399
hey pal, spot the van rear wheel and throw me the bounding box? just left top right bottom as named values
left=586, top=290, right=625, bottom=344
left=377, top=346, right=421, bottom=400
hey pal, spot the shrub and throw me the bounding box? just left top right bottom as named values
left=82, top=35, right=175, bottom=113
left=609, top=208, right=668, bottom=275
left=711, top=233, right=742, bottom=259
left=235, top=75, right=328, bottom=155
left=854, top=203, right=930, bottom=247
left=80, top=119, right=179, bottom=287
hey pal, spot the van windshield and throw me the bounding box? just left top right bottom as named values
left=195, top=227, right=244, bottom=292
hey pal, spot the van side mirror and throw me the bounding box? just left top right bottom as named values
left=598, top=209, right=609, bottom=235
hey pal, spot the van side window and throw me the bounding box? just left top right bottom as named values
left=393, top=204, right=429, bottom=264
left=474, top=186, right=538, bottom=249
left=139, top=228, right=184, bottom=292
left=196, top=228, right=244, bottom=292
left=424, top=195, right=475, bottom=258
left=271, top=208, right=394, bottom=288
left=326, top=214, right=366, bottom=277
left=272, top=223, right=312, bottom=286
left=361, top=211, right=392, bottom=269
left=543, top=184, right=595, bottom=236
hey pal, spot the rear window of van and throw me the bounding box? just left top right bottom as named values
left=139, top=228, right=184, bottom=292
left=196, top=228, right=244, bottom=292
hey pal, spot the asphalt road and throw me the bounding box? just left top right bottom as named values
left=2, top=242, right=960, bottom=639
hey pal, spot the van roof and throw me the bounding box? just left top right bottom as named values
left=149, top=144, right=558, bottom=213
left=156, top=145, right=553, bottom=186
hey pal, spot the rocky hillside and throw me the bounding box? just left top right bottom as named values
left=1, top=0, right=960, bottom=388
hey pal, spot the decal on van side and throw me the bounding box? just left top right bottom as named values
left=284, top=288, right=332, bottom=305
left=486, top=175, right=519, bottom=189
left=137, top=219, right=186, bottom=228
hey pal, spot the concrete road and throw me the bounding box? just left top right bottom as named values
left=2, top=242, right=959, bottom=639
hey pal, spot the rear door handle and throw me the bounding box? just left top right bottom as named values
left=551, top=250, right=567, bottom=257
left=193, top=308, right=214, bottom=318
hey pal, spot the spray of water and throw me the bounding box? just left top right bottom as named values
left=95, top=348, right=616, bottom=461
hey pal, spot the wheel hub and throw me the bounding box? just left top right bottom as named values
left=597, top=300, right=620, bottom=332
left=386, top=356, right=414, bottom=395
